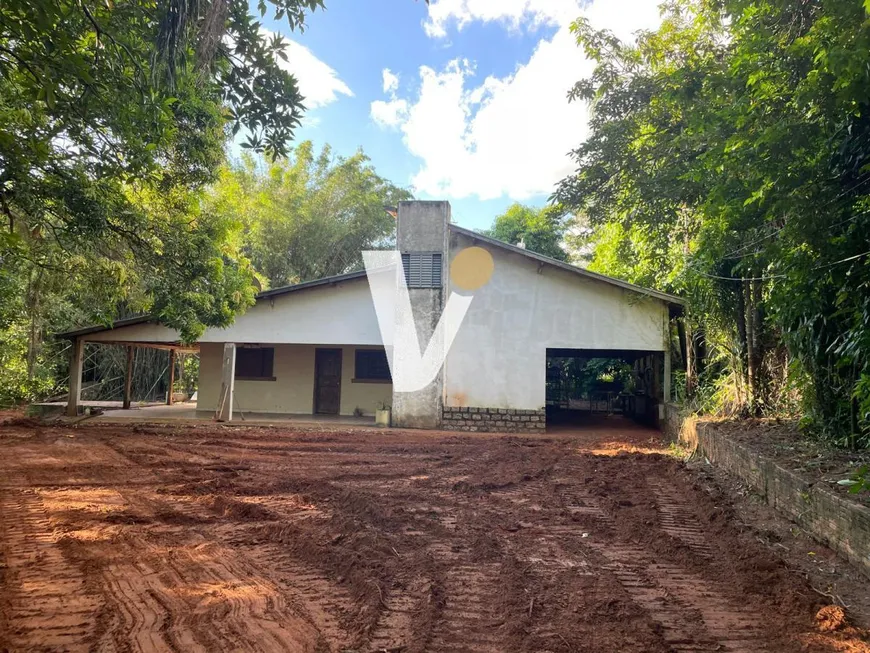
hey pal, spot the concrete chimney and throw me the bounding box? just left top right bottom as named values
left=391, top=201, right=450, bottom=429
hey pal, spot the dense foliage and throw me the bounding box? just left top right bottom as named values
left=556, top=0, right=870, bottom=447
left=0, top=0, right=330, bottom=403
left=483, top=203, right=568, bottom=261
left=209, top=143, right=412, bottom=289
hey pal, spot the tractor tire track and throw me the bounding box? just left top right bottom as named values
left=0, top=480, right=100, bottom=653
left=649, top=478, right=715, bottom=558
left=428, top=560, right=504, bottom=653
left=559, top=485, right=767, bottom=652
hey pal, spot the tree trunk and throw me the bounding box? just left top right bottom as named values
left=678, top=319, right=694, bottom=398
left=735, top=280, right=748, bottom=409
left=695, top=325, right=707, bottom=378
left=25, top=269, right=43, bottom=381
left=747, top=279, right=764, bottom=416
left=744, top=280, right=758, bottom=415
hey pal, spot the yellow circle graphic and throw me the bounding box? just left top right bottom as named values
left=450, top=246, right=494, bottom=291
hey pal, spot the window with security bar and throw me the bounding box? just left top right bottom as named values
left=401, top=252, right=443, bottom=288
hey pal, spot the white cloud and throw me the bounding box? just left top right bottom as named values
left=372, top=0, right=661, bottom=201
left=423, top=0, right=576, bottom=38
left=372, top=68, right=409, bottom=128
left=382, top=68, right=400, bottom=94
left=371, top=98, right=410, bottom=128
left=264, top=29, right=353, bottom=108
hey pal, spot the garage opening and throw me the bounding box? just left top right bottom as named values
left=545, top=348, right=665, bottom=429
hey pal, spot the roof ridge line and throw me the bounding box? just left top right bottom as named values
left=448, top=223, right=683, bottom=306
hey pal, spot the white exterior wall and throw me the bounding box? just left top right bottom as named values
left=83, top=278, right=381, bottom=345
left=197, top=342, right=391, bottom=416
left=443, top=232, right=669, bottom=411
left=76, top=235, right=671, bottom=418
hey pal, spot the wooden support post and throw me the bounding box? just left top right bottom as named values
left=123, top=346, right=134, bottom=410
left=66, top=338, right=84, bottom=417
left=167, top=348, right=177, bottom=405
left=215, top=343, right=236, bottom=422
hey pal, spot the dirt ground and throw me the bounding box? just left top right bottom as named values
left=1, top=416, right=868, bottom=653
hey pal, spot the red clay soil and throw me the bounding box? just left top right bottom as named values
left=0, top=416, right=868, bottom=653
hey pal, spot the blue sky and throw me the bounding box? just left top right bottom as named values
left=254, top=0, right=662, bottom=230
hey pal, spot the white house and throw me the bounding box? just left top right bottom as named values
left=61, top=201, right=683, bottom=432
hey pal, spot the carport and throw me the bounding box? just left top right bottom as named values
left=58, top=316, right=199, bottom=417
left=546, top=348, right=668, bottom=428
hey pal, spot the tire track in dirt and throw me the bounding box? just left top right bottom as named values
left=97, top=557, right=190, bottom=653
left=428, top=558, right=504, bottom=653
left=93, top=539, right=321, bottom=652
left=649, top=478, right=715, bottom=558
left=491, top=479, right=594, bottom=576
left=597, top=543, right=765, bottom=653
left=557, top=481, right=767, bottom=652
left=243, top=542, right=354, bottom=651
left=378, top=481, right=508, bottom=653
left=88, top=448, right=354, bottom=651
left=365, top=570, right=428, bottom=652
left=45, top=477, right=326, bottom=653
left=413, top=487, right=509, bottom=653
left=3, top=423, right=865, bottom=652
left=0, top=481, right=100, bottom=652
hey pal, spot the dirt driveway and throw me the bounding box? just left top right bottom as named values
left=0, top=417, right=866, bottom=653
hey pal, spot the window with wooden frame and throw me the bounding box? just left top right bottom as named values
left=402, top=252, right=442, bottom=288
left=354, top=349, right=392, bottom=383
left=235, top=347, right=275, bottom=381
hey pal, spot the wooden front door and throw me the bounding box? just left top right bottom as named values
left=314, top=349, right=342, bottom=414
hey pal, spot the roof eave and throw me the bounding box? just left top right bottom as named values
left=449, top=224, right=685, bottom=307
left=57, top=315, right=154, bottom=340
left=58, top=269, right=370, bottom=340
left=255, top=269, right=368, bottom=299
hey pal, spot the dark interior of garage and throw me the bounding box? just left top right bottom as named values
left=546, top=348, right=665, bottom=428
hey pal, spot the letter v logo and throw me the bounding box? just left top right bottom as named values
left=363, top=250, right=472, bottom=393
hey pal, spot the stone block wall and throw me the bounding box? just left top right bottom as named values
left=441, top=407, right=546, bottom=433
left=663, top=402, right=698, bottom=445
left=676, top=415, right=870, bottom=578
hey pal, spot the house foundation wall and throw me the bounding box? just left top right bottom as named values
left=441, top=406, right=546, bottom=433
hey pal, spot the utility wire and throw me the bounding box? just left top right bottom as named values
left=690, top=249, right=870, bottom=282
left=722, top=204, right=870, bottom=261
left=720, top=177, right=870, bottom=260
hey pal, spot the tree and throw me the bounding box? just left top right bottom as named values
left=0, top=0, right=331, bottom=402
left=209, top=142, right=413, bottom=288
left=484, top=203, right=568, bottom=261
left=556, top=0, right=870, bottom=446
left=0, top=0, right=329, bottom=340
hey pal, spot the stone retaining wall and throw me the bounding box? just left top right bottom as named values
left=441, top=407, right=546, bottom=433
left=668, top=406, right=870, bottom=578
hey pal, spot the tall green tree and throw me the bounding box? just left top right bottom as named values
left=484, top=203, right=568, bottom=261
left=0, top=0, right=329, bottom=402
left=556, top=0, right=870, bottom=445
left=0, top=0, right=327, bottom=338
left=209, top=143, right=413, bottom=288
